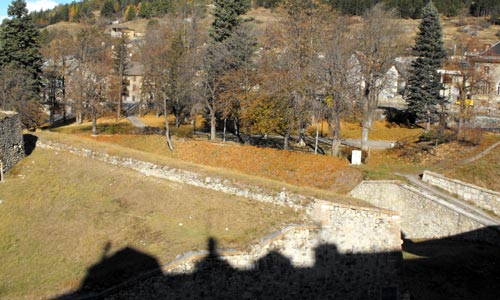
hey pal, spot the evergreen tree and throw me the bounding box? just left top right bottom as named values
left=0, top=0, right=42, bottom=78
left=405, top=1, right=446, bottom=130
left=125, top=5, right=137, bottom=21
left=0, top=0, right=43, bottom=128
left=209, top=0, right=250, bottom=43
left=101, top=0, right=116, bottom=18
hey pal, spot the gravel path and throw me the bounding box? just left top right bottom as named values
left=127, top=116, right=146, bottom=128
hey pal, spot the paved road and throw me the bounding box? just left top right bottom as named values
left=127, top=116, right=146, bottom=128
left=396, top=173, right=500, bottom=226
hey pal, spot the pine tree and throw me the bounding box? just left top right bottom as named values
left=209, top=0, right=250, bottom=43
left=0, top=0, right=42, bottom=80
left=0, top=0, right=43, bottom=128
left=405, top=1, right=446, bottom=130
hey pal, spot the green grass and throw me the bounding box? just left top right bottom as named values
left=0, top=147, right=305, bottom=299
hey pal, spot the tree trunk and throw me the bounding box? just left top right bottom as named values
left=284, top=130, right=290, bottom=150
left=314, top=121, right=320, bottom=155
left=210, top=107, right=216, bottom=141
left=361, top=114, right=373, bottom=151
left=164, top=98, right=174, bottom=151
left=77, top=111, right=83, bottom=124
left=91, top=107, right=97, bottom=136
left=62, top=75, right=66, bottom=123
left=426, top=109, right=431, bottom=132
left=223, top=118, right=227, bottom=142
left=331, top=113, right=341, bottom=157
left=361, top=80, right=377, bottom=153
left=138, top=99, right=143, bottom=117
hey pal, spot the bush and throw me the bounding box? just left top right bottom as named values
left=173, top=125, right=194, bottom=138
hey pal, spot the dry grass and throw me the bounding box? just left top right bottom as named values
left=38, top=131, right=367, bottom=205
left=307, top=120, right=423, bottom=141
left=441, top=137, right=500, bottom=191
left=0, top=146, right=305, bottom=299
left=77, top=134, right=362, bottom=194
left=360, top=132, right=500, bottom=187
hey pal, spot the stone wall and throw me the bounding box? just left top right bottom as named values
left=104, top=201, right=403, bottom=300
left=41, top=140, right=404, bottom=300
left=0, top=111, right=24, bottom=173
left=422, top=171, right=500, bottom=216
left=350, top=181, right=500, bottom=245
left=37, top=140, right=338, bottom=212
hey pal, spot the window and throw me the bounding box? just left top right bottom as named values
left=478, top=81, right=490, bottom=95
left=484, top=66, right=490, bottom=74
left=497, top=82, right=500, bottom=95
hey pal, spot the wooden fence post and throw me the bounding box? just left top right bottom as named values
left=0, top=161, right=3, bottom=182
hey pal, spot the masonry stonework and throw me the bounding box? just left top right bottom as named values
left=422, top=171, right=500, bottom=216
left=40, top=140, right=404, bottom=300
left=104, top=201, right=403, bottom=300
left=0, top=111, right=24, bottom=173
left=350, top=180, right=500, bottom=245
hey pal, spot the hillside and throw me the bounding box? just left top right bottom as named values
left=41, top=6, right=500, bottom=53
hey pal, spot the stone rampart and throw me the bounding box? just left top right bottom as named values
left=106, top=201, right=402, bottom=300
left=0, top=111, right=24, bottom=173
left=350, top=180, right=500, bottom=245
left=165, top=201, right=401, bottom=273
left=422, top=170, right=500, bottom=216
left=40, top=140, right=404, bottom=299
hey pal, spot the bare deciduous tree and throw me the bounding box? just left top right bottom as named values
left=355, top=4, right=403, bottom=152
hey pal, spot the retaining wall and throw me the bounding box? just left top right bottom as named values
left=350, top=180, right=500, bottom=245
left=0, top=111, right=24, bottom=172
left=39, top=140, right=404, bottom=300
left=422, top=170, right=500, bottom=216
left=107, top=201, right=402, bottom=300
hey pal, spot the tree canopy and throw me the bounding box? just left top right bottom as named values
left=405, top=1, right=447, bottom=129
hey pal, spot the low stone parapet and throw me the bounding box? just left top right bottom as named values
left=350, top=180, right=500, bottom=245
left=422, top=170, right=500, bottom=216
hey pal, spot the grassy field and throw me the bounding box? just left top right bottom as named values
left=0, top=146, right=306, bottom=299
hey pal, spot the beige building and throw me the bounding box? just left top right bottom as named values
left=124, top=62, right=143, bottom=103
left=440, top=41, right=500, bottom=115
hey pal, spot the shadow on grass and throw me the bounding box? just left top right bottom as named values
left=52, top=227, right=500, bottom=300
left=23, top=134, right=38, bottom=156
left=55, top=237, right=402, bottom=300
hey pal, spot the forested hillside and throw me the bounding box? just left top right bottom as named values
left=25, top=0, right=500, bottom=28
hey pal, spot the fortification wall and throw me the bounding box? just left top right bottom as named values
left=0, top=111, right=24, bottom=172
left=350, top=180, right=500, bottom=245
left=110, top=201, right=402, bottom=300
left=422, top=171, right=500, bottom=216
left=38, top=141, right=404, bottom=299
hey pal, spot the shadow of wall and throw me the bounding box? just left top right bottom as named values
left=55, top=237, right=402, bottom=300
left=55, top=227, right=500, bottom=300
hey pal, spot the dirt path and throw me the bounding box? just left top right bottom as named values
left=462, top=141, right=500, bottom=164
left=127, top=116, right=146, bottom=128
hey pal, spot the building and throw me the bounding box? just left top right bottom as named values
left=124, top=61, right=144, bottom=103
left=440, top=41, right=500, bottom=116
left=109, top=25, right=136, bottom=39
